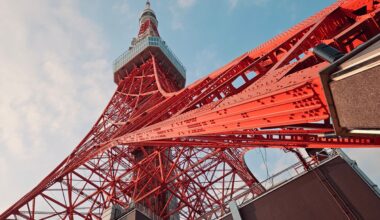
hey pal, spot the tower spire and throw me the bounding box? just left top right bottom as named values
left=138, top=0, right=159, bottom=38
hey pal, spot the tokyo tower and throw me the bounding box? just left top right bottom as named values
left=2, top=0, right=380, bottom=219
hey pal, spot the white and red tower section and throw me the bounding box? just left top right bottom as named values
left=113, top=1, right=185, bottom=90
left=1, top=0, right=380, bottom=219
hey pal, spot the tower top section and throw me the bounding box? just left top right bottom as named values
left=138, top=0, right=159, bottom=38
left=140, top=0, right=157, bottom=25
left=113, top=1, right=186, bottom=85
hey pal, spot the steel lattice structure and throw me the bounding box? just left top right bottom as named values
left=2, top=0, right=380, bottom=219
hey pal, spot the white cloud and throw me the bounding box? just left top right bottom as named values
left=170, top=6, right=185, bottom=30
left=169, top=0, right=197, bottom=30
left=227, top=0, right=270, bottom=11
left=113, top=0, right=131, bottom=14
left=178, top=0, right=196, bottom=9
left=0, top=0, right=113, bottom=213
left=228, top=0, right=239, bottom=10
left=112, top=0, right=137, bottom=21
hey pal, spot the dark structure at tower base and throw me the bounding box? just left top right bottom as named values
left=220, top=154, right=380, bottom=220
left=109, top=209, right=151, bottom=220
left=102, top=204, right=159, bottom=220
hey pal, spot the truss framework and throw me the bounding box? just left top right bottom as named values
left=2, top=0, right=380, bottom=219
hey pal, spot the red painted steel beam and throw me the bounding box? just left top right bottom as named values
left=2, top=1, right=380, bottom=219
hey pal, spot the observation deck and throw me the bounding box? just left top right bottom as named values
left=113, top=36, right=186, bottom=86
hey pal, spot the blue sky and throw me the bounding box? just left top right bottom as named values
left=0, top=0, right=379, bottom=213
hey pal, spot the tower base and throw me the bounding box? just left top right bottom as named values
left=220, top=153, right=380, bottom=220
left=102, top=204, right=156, bottom=220
left=116, top=209, right=151, bottom=220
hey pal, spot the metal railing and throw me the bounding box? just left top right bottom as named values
left=207, top=149, right=339, bottom=220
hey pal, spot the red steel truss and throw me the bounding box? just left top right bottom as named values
left=2, top=0, right=380, bottom=219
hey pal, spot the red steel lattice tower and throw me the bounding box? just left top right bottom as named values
left=2, top=0, right=380, bottom=219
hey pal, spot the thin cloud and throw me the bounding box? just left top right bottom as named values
left=228, top=0, right=238, bottom=10
left=170, top=5, right=185, bottom=30
left=178, top=0, right=197, bottom=9
left=112, top=0, right=137, bottom=20
left=227, top=0, right=270, bottom=11
left=0, top=0, right=112, bottom=213
left=169, top=0, right=197, bottom=30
